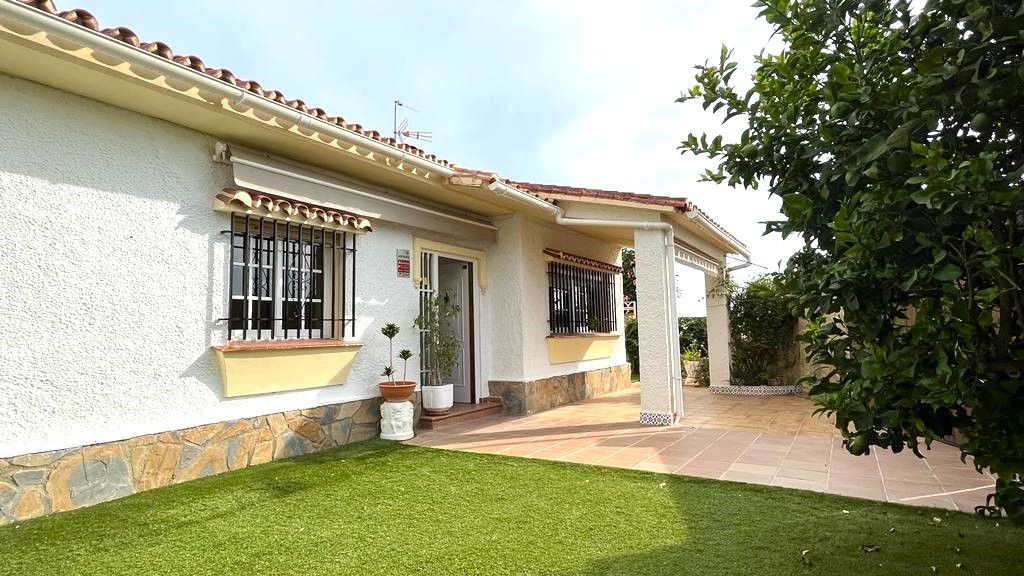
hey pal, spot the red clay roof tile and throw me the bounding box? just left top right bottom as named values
left=16, top=0, right=457, bottom=168
left=18, top=1, right=745, bottom=250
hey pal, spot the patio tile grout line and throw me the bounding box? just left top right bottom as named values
left=631, top=427, right=700, bottom=468
left=670, top=429, right=731, bottom=475
left=920, top=450, right=959, bottom=511
left=719, top=431, right=765, bottom=480
left=767, top=416, right=808, bottom=485
left=873, top=447, right=891, bottom=503
left=825, top=428, right=835, bottom=490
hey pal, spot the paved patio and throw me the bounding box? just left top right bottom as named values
left=408, top=385, right=994, bottom=512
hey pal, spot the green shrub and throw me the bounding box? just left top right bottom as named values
left=728, top=274, right=797, bottom=385
left=625, top=316, right=639, bottom=373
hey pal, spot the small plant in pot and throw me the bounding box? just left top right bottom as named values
left=681, top=345, right=703, bottom=387
left=414, top=290, right=461, bottom=415
left=378, top=323, right=416, bottom=402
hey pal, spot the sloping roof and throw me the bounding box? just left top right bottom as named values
left=14, top=0, right=456, bottom=169
left=506, top=180, right=747, bottom=250
left=508, top=180, right=693, bottom=211
left=12, top=0, right=746, bottom=253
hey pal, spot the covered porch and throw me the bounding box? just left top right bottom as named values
left=509, top=182, right=750, bottom=426
left=407, top=385, right=993, bottom=512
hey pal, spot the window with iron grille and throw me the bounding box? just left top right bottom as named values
left=547, top=260, right=618, bottom=334
left=224, top=214, right=357, bottom=340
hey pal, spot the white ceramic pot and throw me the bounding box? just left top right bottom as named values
left=422, top=384, right=454, bottom=415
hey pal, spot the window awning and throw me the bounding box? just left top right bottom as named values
left=542, top=249, right=622, bottom=274
left=214, top=187, right=373, bottom=233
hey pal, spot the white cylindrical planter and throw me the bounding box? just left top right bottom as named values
left=422, top=384, right=454, bottom=415
left=380, top=400, right=415, bottom=441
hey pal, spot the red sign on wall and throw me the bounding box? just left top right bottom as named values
left=396, top=248, right=411, bottom=278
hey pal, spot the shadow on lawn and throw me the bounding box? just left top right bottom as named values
left=569, top=471, right=1017, bottom=576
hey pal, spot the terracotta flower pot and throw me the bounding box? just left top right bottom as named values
left=378, top=381, right=416, bottom=402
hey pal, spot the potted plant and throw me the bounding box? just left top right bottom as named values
left=681, top=346, right=703, bottom=387
left=414, top=290, right=461, bottom=415
left=378, top=323, right=416, bottom=402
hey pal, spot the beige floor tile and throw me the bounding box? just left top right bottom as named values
left=721, top=470, right=776, bottom=485
left=772, top=476, right=827, bottom=492
left=727, top=462, right=778, bottom=476
left=404, top=385, right=982, bottom=510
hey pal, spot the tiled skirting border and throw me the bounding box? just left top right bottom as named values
left=639, top=411, right=674, bottom=426
left=709, top=385, right=803, bottom=396
left=0, top=395, right=394, bottom=525
left=489, top=364, right=632, bottom=415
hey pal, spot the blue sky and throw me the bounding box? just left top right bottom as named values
left=76, top=0, right=800, bottom=315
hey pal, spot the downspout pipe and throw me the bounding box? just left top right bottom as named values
left=1, top=0, right=454, bottom=177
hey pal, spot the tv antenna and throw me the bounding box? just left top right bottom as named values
left=393, top=99, right=432, bottom=143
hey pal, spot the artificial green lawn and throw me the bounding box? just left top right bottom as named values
left=1, top=441, right=1021, bottom=575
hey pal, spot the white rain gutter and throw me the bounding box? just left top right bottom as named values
left=1, top=0, right=455, bottom=178
left=684, top=210, right=751, bottom=260
left=486, top=180, right=564, bottom=215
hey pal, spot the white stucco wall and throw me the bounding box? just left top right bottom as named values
left=0, top=75, right=427, bottom=457
left=486, top=215, right=628, bottom=382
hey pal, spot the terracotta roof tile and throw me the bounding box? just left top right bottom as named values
left=18, top=1, right=745, bottom=250
left=506, top=180, right=746, bottom=249
left=217, top=187, right=373, bottom=232
left=17, top=0, right=457, bottom=168
left=508, top=180, right=693, bottom=211
left=542, top=249, right=623, bottom=274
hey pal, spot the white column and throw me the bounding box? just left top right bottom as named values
left=704, top=272, right=732, bottom=387
left=634, top=228, right=683, bottom=426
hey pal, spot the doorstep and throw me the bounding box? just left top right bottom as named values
left=419, top=398, right=503, bottom=430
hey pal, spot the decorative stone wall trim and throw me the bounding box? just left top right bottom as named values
left=488, top=364, right=632, bottom=415
left=639, top=412, right=674, bottom=427
left=0, top=396, right=392, bottom=526
left=709, top=385, right=803, bottom=396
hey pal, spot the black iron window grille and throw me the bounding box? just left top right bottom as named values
left=547, top=261, right=618, bottom=334
left=223, top=214, right=357, bottom=340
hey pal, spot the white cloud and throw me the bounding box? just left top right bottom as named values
left=525, top=0, right=802, bottom=315
left=82, top=0, right=801, bottom=316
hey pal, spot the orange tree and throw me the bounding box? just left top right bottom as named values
left=678, top=0, right=1024, bottom=519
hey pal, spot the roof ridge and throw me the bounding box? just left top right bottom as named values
left=16, top=0, right=457, bottom=169
left=505, top=179, right=746, bottom=249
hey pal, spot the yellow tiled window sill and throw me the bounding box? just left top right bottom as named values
left=213, top=339, right=363, bottom=397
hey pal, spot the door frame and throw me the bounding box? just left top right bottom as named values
left=421, top=250, right=480, bottom=404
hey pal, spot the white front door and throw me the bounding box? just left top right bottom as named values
left=438, top=259, right=472, bottom=403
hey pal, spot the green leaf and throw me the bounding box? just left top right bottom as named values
left=885, top=119, right=922, bottom=148
left=861, top=358, right=885, bottom=379
left=910, top=189, right=934, bottom=206
left=782, top=194, right=813, bottom=219
left=934, top=263, right=962, bottom=282
left=854, top=134, right=889, bottom=164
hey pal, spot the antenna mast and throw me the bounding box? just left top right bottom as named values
left=392, top=99, right=432, bottom=143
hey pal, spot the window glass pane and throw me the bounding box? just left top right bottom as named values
left=231, top=264, right=244, bottom=296
left=253, top=268, right=271, bottom=298
left=284, top=301, right=302, bottom=331
left=257, top=300, right=273, bottom=331
left=305, top=302, right=323, bottom=328
left=229, top=299, right=244, bottom=331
